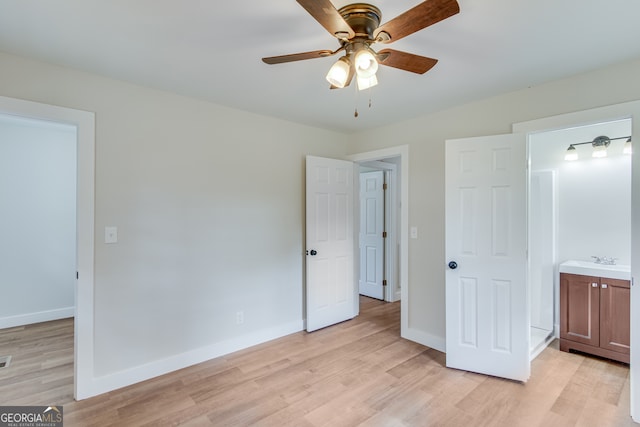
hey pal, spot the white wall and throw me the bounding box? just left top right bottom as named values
left=0, top=51, right=349, bottom=391
left=530, top=119, right=632, bottom=265
left=0, top=114, right=76, bottom=327
left=349, top=58, right=640, bottom=349
left=529, top=170, right=555, bottom=333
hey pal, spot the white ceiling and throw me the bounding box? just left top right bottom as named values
left=1, top=0, right=639, bottom=133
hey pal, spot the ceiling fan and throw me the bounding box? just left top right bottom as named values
left=262, top=0, right=460, bottom=90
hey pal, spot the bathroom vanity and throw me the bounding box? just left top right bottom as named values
left=559, top=260, right=631, bottom=363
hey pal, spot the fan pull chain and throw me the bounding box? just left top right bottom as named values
left=354, top=79, right=360, bottom=118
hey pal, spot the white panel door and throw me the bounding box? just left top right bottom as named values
left=445, top=133, right=529, bottom=381
left=306, top=156, right=355, bottom=332
left=359, top=171, right=385, bottom=300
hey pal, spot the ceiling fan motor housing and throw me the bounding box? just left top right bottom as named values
left=338, top=3, right=382, bottom=41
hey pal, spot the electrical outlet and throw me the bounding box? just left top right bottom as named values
left=236, top=311, right=244, bottom=325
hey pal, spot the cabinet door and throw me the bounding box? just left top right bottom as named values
left=599, top=278, right=631, bottom=355
left=560, top=273, right=600, bottom=347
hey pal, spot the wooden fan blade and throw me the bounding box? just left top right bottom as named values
left=374, top=0, right=459, bottom=43
left=296, top=0, right=355, bottom=39
left=377, top=49, right=438, bottom=74
left=262, top=50, right=334, bottom=65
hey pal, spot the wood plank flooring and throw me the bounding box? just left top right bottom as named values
left=0, top=297, right=636, bottom=426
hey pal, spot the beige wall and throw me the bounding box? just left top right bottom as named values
left=0, top=51, right=349, bottom=381
left=349, top=58, right=640, bottom=346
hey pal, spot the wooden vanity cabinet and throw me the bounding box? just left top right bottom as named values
left=559, top=272, right=630, bottom=363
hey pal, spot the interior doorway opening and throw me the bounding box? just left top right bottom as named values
left=358, top=159, right=400, bottom=302
left=0, top=95, right=96, bottom=400
left=348, top=145, right=408, bottom=338
left=527, top=117, right=632, bottom=360
left=0, top=113, right=77, bottom=328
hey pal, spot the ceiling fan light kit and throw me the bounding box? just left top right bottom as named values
left=326, top=56, right=352, bottom=88
left=263, top=0, right=460, bottom=97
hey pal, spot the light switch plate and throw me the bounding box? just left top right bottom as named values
left=410, top=226, right=418, bottom=239
left=105, top=226, right=118, bottom=244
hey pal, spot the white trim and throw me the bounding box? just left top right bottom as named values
left=0, top=95, right=96, bottom=401
left=0, top=308, right=75, bottom=329
left=513, top=99, right=640, bottom=422
left=403, top=327, right=446, bottom=353
left=347, top=145, right=409, bottom=338
left=89, top=320, right=303, bottom=396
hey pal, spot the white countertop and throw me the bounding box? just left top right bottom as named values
left=559, top=260, right=631, bottom=281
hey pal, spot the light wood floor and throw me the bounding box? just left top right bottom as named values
left=0, top=297, right=636, bottom=426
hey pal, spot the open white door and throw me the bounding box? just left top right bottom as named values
left=359, top=171, right=385, bottom=300
left=306, top=155, right=355, bottom=332
left=445, top=133, right=529, bottom=381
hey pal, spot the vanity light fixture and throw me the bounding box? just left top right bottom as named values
left=564, top=135, right=632, bottom=161
left=591, top=135, right=609, bottom=158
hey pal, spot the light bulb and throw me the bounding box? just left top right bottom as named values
left=357, top=74, right=378, bottom=91
left=354, top=49, right=378, bottom=78
left=326, top=57, right=351, bottom=88
left=591, top=135, right=609, bottom=158
left=592, top=145, right=607, bottom=158
left=564, top=145, right=578, bottom=161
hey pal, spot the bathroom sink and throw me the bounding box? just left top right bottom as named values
left=559, top=260, right=631, bottom=280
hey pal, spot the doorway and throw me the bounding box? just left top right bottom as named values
left=527, top=118, right=632, bottom=359
left=0, top=95, right=96, bottom=400
left=514, top=101, right=640, bottom=422
left=0, top=114, right=76, bottom=328
left=358, top=160, right=400, bottom=302
left=444, top=105, right=637, bottom=384
left=348, top=145, right=408, bottom=335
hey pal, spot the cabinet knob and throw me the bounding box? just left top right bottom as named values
left=602, top=283, right=608, bottom=289
left=592, top=283, right=598, bottom=288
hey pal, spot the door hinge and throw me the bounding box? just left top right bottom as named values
left=382, top=231, right=387, bottom=238
left=76, top=271, right=79, bottom=279
left=383, top=183, right=388, bottom=190
left=383, top=280, right=388, bottom=287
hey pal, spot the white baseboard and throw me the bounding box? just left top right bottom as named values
left=402, top=327, right=446, bottom=353
left=0, top=307, right=74, bottom=329
left=80, top=319, right=304, bottom=400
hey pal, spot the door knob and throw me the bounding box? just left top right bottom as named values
left=448, top=261, right=458, bottom=270
left=309, top=250, right=318, bottom=256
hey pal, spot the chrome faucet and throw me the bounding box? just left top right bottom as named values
left=591, top=256, right=617, bottom=265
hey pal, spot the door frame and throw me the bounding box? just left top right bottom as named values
left=513, top=99, right=640, bottom=422
left=0, top=95, right=96, bottom=400
left=348, top=146, right=409, bottom=334
left=359, top=162, right=399, bottom=302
